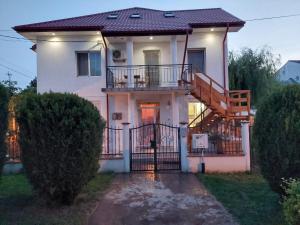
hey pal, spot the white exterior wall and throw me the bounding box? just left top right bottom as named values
left=183, top=31, right=227, bottom=88
left=110, top=92, right=185, bottom=126
left=187, top=156, right=250, bottom=173
left=278, top=61, right=300, bottom=83
left=36, top=35, right=107, bottom=119
left=35, top=31, right=228, bottom=123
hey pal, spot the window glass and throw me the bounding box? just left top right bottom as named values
left=188, top=50, right=205, bottom=73
left=89, top=52, right=101, bottom=76
left=77, top=53, right=89, bottom=76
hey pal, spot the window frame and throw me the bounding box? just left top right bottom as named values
left=76, top=51, right=101, bottom=77
left=187, top=48, right=206, bottom=74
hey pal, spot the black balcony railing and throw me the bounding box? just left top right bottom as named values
left=106, top=64, right=192, bottom=89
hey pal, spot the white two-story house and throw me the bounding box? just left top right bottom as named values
left=14, top=7, right=251, bottom=173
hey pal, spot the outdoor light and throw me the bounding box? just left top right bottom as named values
left=149, top=36, right=153, bottom=40
left=210, top=28, right=214, bottom=32
left=51, top=32, right=55, bottom=36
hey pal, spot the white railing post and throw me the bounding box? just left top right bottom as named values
left=170, top=36, right=178, bottom=86
left=241, top=121, right=251, bottom=171
left=122, top=122, right=130, bottom=172
left=179, top=122, right=189, bottom=172
left=126, top=38, right=134, bottom=88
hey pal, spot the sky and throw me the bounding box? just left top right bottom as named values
left=0, top=0, right=300, bottom=88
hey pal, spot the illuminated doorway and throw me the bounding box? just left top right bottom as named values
left=139, top=102, right=160, bottom=125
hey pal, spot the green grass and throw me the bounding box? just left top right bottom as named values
left=0, top=173, right=114, bottom=225
left=199, top=173, right=286, bottom=225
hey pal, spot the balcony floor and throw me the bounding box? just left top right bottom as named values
left=102, top=86, right=187, bottom=93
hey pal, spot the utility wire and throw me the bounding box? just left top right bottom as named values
left=0, top=63, right=35, bottom=79
left=0, top=34, right=102, bottom=43
left=246, top=13, right=300, bottom=21
left=0, top=56, right=35, bottom=74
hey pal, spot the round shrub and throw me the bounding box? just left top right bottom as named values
left=253, top=85, right=300, bottom=193
left=0, top=84, right=8, bottom=176
left=282, top=179, right=300, bottom=225
left=16, top=93, right=105, bottom=204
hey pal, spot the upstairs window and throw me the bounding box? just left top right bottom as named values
left=77, top=51, right=101, bottom=76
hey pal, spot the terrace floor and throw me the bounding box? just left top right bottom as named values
left=88, top=173, right=237, bottom=225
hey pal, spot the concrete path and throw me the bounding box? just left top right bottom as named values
left=88, top=173, right=238, bottom=225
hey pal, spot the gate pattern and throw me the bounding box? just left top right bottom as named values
left=130, top=123, right=181, bottom=171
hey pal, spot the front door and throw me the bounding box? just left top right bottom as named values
left=144, top=50, right=160, bottom=87
left=139, top=102, right=160, bottom=124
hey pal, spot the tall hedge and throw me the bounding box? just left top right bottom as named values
left=253, top=85, right=300, bottom=193
left=0, top=84, right=8, bottom=175
left=16, top=93, right=105, bottom=204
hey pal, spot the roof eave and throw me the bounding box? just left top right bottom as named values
left=102, top=29, right=193, bottom=37
left=189, top=21, right=245, bottom=28
left=13, top=26, right=104, bottom=33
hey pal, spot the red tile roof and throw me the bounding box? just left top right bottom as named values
left=14, top=7, right=245, bottom=36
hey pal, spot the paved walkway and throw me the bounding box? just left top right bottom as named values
left=88, top=173, right=238, bottom=225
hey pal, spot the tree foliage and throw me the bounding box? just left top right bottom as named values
left=21, top=77, right=37, bottom=94
left=282, top=179, right=300, bottom=225
left=16, top=93, right=105, bottom=204
left=229, top=47, right=281, bottom=106
left=253, top=85, right=300, bottom=194
left=0, top=84, right=8, bottom=176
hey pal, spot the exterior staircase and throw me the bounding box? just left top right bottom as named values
left=183, top=72, right=251, bottom=154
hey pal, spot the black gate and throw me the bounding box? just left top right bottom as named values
left=130, top=123, right=181, bottom=171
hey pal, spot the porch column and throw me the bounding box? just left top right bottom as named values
left=170, top=36, right=178, bottom=85
left=179, top=122, right=189, bottom=172
left=241, top=121, right=251, bottom=171
left=127, top=93, right=135, bottom=126
left=126, top=38, right=134, bottom=87
left=122, top=122, right=130, bottom=172
left=171, top=93, right=179, bottom=126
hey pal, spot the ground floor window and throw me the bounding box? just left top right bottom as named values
left=188, top=102, right=205, bottom=126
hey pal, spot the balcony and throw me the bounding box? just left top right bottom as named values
left=104, top=64, right=192, bottom=91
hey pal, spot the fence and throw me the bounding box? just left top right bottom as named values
left=101, top=126, right=123, bottom=159
left=6, top=131, right=21, bottom=162
left=188, top=120, right=243, bottom=156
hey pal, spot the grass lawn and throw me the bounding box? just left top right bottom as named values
left=0, top=173, right=114, bottom=225
left=199, top=173, right=286, bottom=225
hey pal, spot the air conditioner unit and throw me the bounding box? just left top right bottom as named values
left=192, top=133, right=208, bottom=149
left=112, top=49, right=126, bottom=63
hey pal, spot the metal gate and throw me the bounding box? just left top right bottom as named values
left=130, top=123, right=181, bottom=171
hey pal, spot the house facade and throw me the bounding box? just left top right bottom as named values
left=14, top=7, right=251, bottom=173
left=277, top=60, right=300, bottom=84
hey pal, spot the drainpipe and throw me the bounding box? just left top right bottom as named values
left=103, top=35, right=109, bottom=128
left=223, top=24, right=229, bottom=91
left=103, top=35, right=110, bottom=153
left=181, top=30, right=189, bottom=82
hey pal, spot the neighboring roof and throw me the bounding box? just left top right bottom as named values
left=289, top=60, right=300, bottom=64
left=13, top=7, right=245, bottom=36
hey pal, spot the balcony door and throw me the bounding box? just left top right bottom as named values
left=144, top=50, right=160, bottom=87
left=187, top=49, right=205, bottom=74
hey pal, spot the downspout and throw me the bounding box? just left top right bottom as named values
left=181, top=30, right=189, bottom=82
left=102, top=35, right=109, bottom=128
left=102, top=34, right=110, bottom=153
left=223, top=24, right=229, bottom=92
